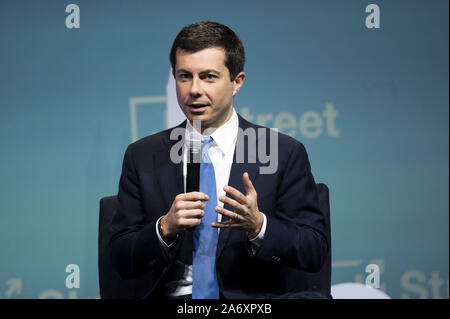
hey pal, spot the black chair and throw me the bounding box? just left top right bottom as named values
left=98, top=183, right=331, bottom=299
left=98, top=196, right=153, bottom=299
left=296, top=183, right=332, bottom=298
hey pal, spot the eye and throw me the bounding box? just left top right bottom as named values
left=206, top=74, right=217, bottom=80
left=177, top=73, right=190, bottom=80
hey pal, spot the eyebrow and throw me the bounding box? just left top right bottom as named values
left=176, top=69, right=221, bottom=76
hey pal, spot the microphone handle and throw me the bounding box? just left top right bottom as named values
left=186, top=149, right=200, bottom=192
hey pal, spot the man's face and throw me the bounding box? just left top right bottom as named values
left=174, top=47, right=245, bottom=132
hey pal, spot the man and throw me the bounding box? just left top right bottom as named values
left=110, top=21, right=328, bottom=299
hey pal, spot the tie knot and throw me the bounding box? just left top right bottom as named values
left=203, top=136, right=213, bottom=145
left=201, top=136, right=213, bottom=163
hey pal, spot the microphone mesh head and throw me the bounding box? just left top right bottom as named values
left=187, top=131, right=202, bottom=154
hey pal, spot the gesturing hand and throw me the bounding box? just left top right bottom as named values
left=212, top=172, right=263, bottom=239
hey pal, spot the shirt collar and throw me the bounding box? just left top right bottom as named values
left=185, top=108, right=238, bottom=156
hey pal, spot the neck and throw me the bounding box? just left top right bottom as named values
left=189, top=106, right=234, bottom=135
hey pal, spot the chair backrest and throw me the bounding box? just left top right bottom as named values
left=278, top=183, right=332, bottom=298
left=98, top=195, right=152, bottom=299
left=307, top=183, right=332, bottom=297
left=98, top=183, right=332, bottom=298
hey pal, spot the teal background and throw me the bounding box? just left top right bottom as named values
left=0, top=0, right=448, bottom=298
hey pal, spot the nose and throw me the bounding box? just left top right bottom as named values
left=189, top=76, right=203, bottom=97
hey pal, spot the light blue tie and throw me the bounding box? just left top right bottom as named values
left=192, top=136, right=220, bottom=299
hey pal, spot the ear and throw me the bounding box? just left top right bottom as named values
left=232, top=72, right=245, bottom=96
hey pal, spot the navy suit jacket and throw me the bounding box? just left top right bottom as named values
left=110, top=114, right=328, bottom=298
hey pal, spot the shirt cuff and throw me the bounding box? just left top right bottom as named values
left=156, top=216, right=176, bottom=251
left=248, top=212, right=267, bottom=255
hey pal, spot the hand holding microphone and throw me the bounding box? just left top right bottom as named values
left=160, top=129, right=206, bottom=239
left=160, top=192, right=208, bottom=239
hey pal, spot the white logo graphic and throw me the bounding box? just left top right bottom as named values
left=4, top=278, right=23, bottom=297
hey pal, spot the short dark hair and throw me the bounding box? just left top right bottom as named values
left=170, top=21, right=245, bottom=81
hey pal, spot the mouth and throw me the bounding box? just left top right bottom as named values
left=187, top=103, right=210, bottom=113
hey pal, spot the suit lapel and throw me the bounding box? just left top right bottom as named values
left=216, top=115, right=260, bottom=261
left=153, top=123, right=185, bottom=214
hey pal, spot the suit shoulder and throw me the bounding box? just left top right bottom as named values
left=242, top=116, right=307, bottom=154
left=239, top=115, right=305, bottom=149
left=275, top=130, right=304, bottom=148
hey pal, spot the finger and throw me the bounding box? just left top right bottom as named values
left=218, top=195, right=247, bottom=215
left=215, top=206, right=245, bottom=222
left=223, top=185, right=247, bottom=204
left=212, top=219, right=233, bottom=227
left=242, top=172, right=256, bottom=195
left=180, top=217, right=203, bottom=228
left=179, top=209, right=204, bottom=219
left=179, top=192, right=209, bottom=202
left=212, top=220, right=244, bottom=228
left=177, top=200, right=206, bottom=210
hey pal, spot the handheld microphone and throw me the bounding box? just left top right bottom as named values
left=180, top=132, right=202, bottom=264
left=186, top=132, right=202, bottom=193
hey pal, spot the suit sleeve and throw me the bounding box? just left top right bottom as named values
left=254, top=142, right=329, bottom=272
left=109, top=145, right=173, bottom=280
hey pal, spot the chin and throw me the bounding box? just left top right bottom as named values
left=186, top=114, right=207, bottom=126
left=187, top=114, right=207, bottom=122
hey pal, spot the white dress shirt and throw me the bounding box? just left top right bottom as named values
left=155, top=108, right=267, bottom=296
